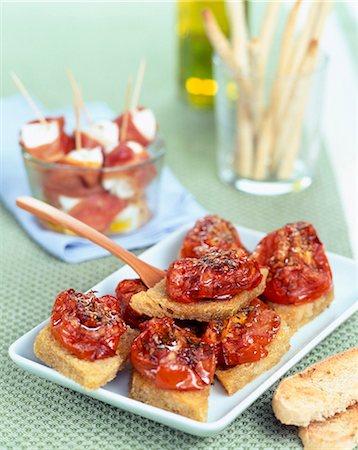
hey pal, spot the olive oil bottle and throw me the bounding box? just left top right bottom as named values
left=177, top=0, right=230, bottom=108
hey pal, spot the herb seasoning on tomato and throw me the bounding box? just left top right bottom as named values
left=180, top=214, right=247, bottom=258
left=51, top=289, right=126, bottom=361
left=130, top=318, right=216, bottom=391
left=115, top=278, right=149, bottom=329
left=203, top=298, right=281, bottom=368
left=166, top=250, right=262, bottom=303
left=252, top=222, right=333, bottom=305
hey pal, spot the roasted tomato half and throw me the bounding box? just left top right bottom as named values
left=130, top=318, right=216, bottom=391
left=203, top=298, right=281, bottom=368
left=252, top=222, right=333, bottom=305
left=115, top=278, right=149, bottom=329
left=180, top=215, right=247, bottom=258
left=51, top=289, right=126, bottom=361
left=166, top=250, right=262, bottom=303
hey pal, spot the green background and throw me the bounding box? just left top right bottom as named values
left=1, top=2, right=356, bottom=449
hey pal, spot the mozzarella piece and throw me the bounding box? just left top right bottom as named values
left=109, top=203, right=147, bottom=233
left=87, top=120, right=119, bottom=150
left=132, top=109, right=156, bottom=142
left=102, top=176, right=136, bottom=199
left=58, top=196, right=81, bottom=212
left=127, top=141, right=145, bottom=155
left=21, top=121, right=59, bottom=148
left=63, top=147, right=103, bottom=167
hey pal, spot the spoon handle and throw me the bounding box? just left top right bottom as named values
left=16, top=196, right=165, bottom=287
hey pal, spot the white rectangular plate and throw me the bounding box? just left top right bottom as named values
left=9, top=223, right=358, bottom=437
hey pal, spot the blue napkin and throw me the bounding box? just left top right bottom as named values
left=0, top=95, right=206, bottom=263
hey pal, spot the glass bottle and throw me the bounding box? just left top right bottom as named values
left=177, top=0, right=230, bottom=108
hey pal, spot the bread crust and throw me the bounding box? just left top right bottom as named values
left=34, top=323, right=138, bottom=390
left=130, top=268, right=268, bottom=321
left=216, top=319, right=291, bottom=395
left=267, top=287, right=334, bottom=331
left=129, top=369, right=210, bottom=422
left=272, top=346, right=358, bottom=426
left=298, top=403, right=358, bottom=450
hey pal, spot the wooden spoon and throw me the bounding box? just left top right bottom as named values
left=16, top=196, right=165, bottom=288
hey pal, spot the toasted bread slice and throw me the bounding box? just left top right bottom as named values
left=216, top=319, right=291, bottom=395
left=130, top=268, right=267, bottom=321
left=129, top=369, right=210, bottom=422
left=298, top=403, right=358, bottom=450
left=34, top=323, right=138, bottom=390
left=267, top=287, right=334, bottom=331
left=272, top=346, right=358, bottom=426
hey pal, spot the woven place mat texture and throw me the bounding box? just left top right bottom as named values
left=1, top=2, right=356, bottom=450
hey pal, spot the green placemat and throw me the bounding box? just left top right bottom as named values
left=1, top=3, right=356, bottom=449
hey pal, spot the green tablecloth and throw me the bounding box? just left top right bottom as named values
left=1, top=3, right=356, bottom=449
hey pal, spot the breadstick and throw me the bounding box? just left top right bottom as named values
left=202, top=9, right=240, bottom=78
left=276, top=40, right=319, bottom=179
left=226, top=1, right=249, bottom=75
left=248, top=38, right=263, bottom=135
left=274, top=2, right=319, bottom=125
left=254, top=0, right=302, bottom=179
left=234, top=98, right=254, bottom=178
left=259, top=1, right=281, bottom=77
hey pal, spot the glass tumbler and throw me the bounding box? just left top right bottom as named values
left=22, top=138, right=165, bottom=235
left=213, top=54, right=328, bottom=195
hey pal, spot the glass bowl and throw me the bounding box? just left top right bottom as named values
left=22, top=138, right=165, bottom=235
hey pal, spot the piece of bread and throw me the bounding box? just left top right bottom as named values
left=272, top=346, right=358, bottom=426
left=130, top=268, right=268, bottom=321
left=216, top=319, right=291, bottom=395
left=267, top=287, right=334, bottom=331
left=34, top=323, right=138, bottom=390
left=129, top=369, right=210, bottom=422
left=298, top=403, right=358, bottom=450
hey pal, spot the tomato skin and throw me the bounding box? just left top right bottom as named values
left=166, top=250, right=262, bottom=303
left=181, top=215, right=247, bottom=258
left=115, top=279, right=149, bottom=329
left=203, top=298, right=281, bottom=368
left=252, top=222, right=333, bottom=305
left=51, top=289, right=127, bottom=361
left=104, top=143, right=156, bottom=191
left=130, top=318, right=216, bottom=391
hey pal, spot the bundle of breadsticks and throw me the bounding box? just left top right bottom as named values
left=203, top=1, right=332, bottom=181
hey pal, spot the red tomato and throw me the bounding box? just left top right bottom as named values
left=180, top=215, right=247, bottom=258
left=252, top=222, right=333, bottom=305
left=51, top=289, right=126, bottom=361
left=115, top=279, right=149, bottom=329
left=130, top=318, right=216, bottom=391
left=166, top=250, right=262, bottom=303
left=104, top=143, right=135, bottom=167
left=104, top=143, right=156, bottom=193
left=203, top=298, right=281, bottom=368
left=69, top=193, right=128, bottom=232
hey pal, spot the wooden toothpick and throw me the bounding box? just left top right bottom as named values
left=66, top=69, right=92, bottom=125
left=11, top=72, right=47, bottom=125
left=131, top=59, right=146, bottom=111
left=120, top=77, right=132, bottom=143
